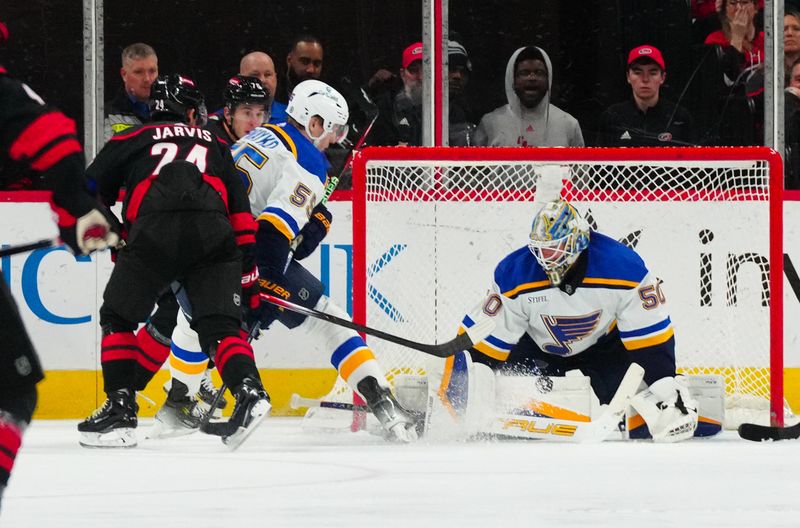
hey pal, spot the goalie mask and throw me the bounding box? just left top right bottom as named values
left=149, top=74, right=208, bottom=127
left=286, top=79, right=349, bottom=146
left=528, top=199, right=590, bottom=285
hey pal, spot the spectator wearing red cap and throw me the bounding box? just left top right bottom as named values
left=596, top=45, right=695, bottom=147
left=392, top=42, right=424, bottom=146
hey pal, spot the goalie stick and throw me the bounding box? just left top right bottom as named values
left=738, top=421, right=800, bottom=442
left=260, top=292, right=496, bottom=358
left=0, top=238, right=55, bottom=258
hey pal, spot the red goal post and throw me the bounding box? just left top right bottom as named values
left=351, top=146, right=785, bottom=428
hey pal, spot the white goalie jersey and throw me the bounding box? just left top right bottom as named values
left=230, top=123, right=328, bottom=236
left=461, top=232, right=675, bottom=380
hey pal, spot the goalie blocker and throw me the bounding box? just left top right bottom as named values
left=410, top=351, right=723, bottom=442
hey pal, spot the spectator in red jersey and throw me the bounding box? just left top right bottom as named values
left=704, top=0, right=764, bottom=83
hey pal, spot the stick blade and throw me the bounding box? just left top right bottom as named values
left=579, top=362, right=645, bottom=444
left=738, top=422, right=800, bottom=442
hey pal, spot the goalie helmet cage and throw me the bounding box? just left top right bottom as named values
left=341, top=146, right=785, bottom=431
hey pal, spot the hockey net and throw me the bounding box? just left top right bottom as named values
left=330, top=146, right=786, bottom=430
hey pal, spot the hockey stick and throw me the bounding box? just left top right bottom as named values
left=0, top=238, right=55, bottom=258
left=290, top=393, right=367, bottom=412
left=260, top=292, right=495, bottom=358
left=321, top=108, right=378, bottom=203
left=738, top=421, right=800, bottom=442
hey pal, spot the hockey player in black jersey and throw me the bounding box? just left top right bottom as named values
left=78, top=74, right=269, bottom=449
left=0, top=22, right=119, bottom=505
left=206, top=74, right=269, bottom=145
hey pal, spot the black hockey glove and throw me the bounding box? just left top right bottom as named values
left=292, top=203, right=332, bottom=260
left=254, top=278, right=283, bottom=331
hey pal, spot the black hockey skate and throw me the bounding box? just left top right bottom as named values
left=202, top=378, right=270, bottom=450
left=196, top=369, right=228, bottom=418
left=78, top=389, right=138, bottom=448
left=149, top=380, right=203, bottom=439
left=357, top=376, right=419, bottom=442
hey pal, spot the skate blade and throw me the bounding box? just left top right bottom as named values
left=146, top=418, right=199, bottom=440
left=222, top=400, right=271, bottom=451
left=79, top=428, right=137, bottom=448
left=196, top=401, right=223, bottom=419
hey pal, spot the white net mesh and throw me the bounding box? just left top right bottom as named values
left=332, top=148, right=786, bottom=429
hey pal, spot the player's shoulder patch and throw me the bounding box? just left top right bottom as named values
left=495, top=246, right=551, bottom=299
left=582, top=232, right=648, bottom=289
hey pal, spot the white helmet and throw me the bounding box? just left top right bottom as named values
left=286, top=79, right=349, bottom=145
left=528, top=199, right=590, bottom=285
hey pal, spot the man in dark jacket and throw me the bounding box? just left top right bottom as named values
left=104, top=43, right=158, bottom=141
left=596, top=45, right=695, bottom=147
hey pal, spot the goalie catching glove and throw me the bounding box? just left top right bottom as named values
left=629, top=376, right=698, bottom=443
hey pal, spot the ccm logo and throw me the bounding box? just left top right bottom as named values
left=502, top=418, right=578, bottom=437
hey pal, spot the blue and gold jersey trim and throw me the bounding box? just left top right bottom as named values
left=620, top=317, right=674, bottom=350
left=263, top=124, right=298, bottom=159
left=460, top=315, right=513, bottom=361
left=502, top=279, right=551, bottom=299
left=581, top=277, right=640, bottom=290
left=257, top=206, right=300, bottom=240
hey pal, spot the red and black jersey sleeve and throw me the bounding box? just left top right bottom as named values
left=0, top=69, right=97, bottom=222
left=214, top=140, right=257, bottom=269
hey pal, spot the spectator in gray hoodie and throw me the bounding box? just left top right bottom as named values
left=474, top=46, right=584, bottom=147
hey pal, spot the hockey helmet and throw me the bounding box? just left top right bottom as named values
left=528, top=199, right=590, bottom=285
left=286, top=79, right=349, bottom=144
left=149, top=74, right=208, bottom=126
left=223, top=74, right=270, bottom=111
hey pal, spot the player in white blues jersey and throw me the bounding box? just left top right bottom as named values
left=442, top=199, right=703, bottom=442
left=155, top=80, right=418, bottom=442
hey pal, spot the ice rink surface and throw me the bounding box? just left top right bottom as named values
left=2, top=418, right=799, bottom=527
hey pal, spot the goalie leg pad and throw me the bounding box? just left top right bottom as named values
left=423, top=351, right=495, bottom=440
left=485, top=373, right=593, bottom=441
left=677, top=375, right=724, bottom=437
left=393, top=374, right=428, bottom=414
left=628, top=376, right=699, bottom=443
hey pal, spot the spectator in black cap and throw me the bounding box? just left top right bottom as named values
left=596, top=45, right=695, bottom=147
left=448, top=38, right=477, bottom=146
